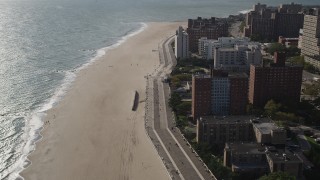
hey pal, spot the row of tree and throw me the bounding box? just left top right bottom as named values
left=247, top=99, right=303, bottom=126
left=265, top=43, right=300, bottom=57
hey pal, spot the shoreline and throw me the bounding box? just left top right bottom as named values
left=20, top=22, right=184, bottom=180
left=9, top=22, right=149, bottom=180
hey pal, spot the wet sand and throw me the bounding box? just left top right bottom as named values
left=21, top=22, right=183, bottom=180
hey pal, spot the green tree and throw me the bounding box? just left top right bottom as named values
left=274, top=111, right=300, bottom=123
left=264, top=100, right=281, bottom=117
left=173, top=74, right=192, bottom=81
left=303, top=83, right=320, bottom=98
left=286, top=46, right=301, bottom=57
left=250, top=34, right=263, bottom=41
left=259, top=172, right=295, bottom=180
left=247, top=104, right=264, bottom=116
left=169, top=92, right=181, bottom=111
left=171, top=76, right=182, bottom=87
left=266, top=43, right=286, bottom=55
left=304, top=62, right=317, bottom=73
left=176, top=115, right=188, bottom=128
left=176, top=101, right=191, bottom=116
left=191, top=68, right=205, bottom=74
left=288, top=55, right=304, bottom=65
left=183, top=127, right=196, bottom=140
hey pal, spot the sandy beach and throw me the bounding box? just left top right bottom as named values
left=21, top=22, right=183, bottom=180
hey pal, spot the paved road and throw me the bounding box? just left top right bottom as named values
left=144, top=36, right=216, bottom=180
left=288, top=126, right=314, bottom=168
left=303, top=70, right=320, bottom=81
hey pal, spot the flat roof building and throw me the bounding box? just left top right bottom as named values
left=229, top=73, right=249, bottom=115
left=248, top=52, right=303, bottom=107
left=175, top=26, right=189, bottom=59
left=224, top=143, right=269, bottom=179
left=192, top=75, right=212, bottom=121
left=192, top=72, right=248, bottom=121
left=187, top=17, right=228, bottom=53
left=224, top=143, right=303, bottom=179
left=211, top=75, right=230, bottom=115
left=197, top=116, right=286, bottom=146
left=197, top=116, right=254, bottom=144
left=266, top=149, right=303, bottom=178
left=252, top=120, right=286, bottom=145
left=214, top=44, right=262, bottom=72
left=198, top=37, right=257, bottom=60
left=244, top=3, right=304, bottom=41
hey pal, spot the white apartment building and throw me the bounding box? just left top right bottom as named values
left=301, top=9, right=320, bottom=68
left=175, top=26, right=189, bottom=59
left=214, top=44, right=262, bottom=71
left=198, top=37, right=257, bottom=60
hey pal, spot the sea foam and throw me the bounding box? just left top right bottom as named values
left=239, top=9, right=252, bottom=14
left=11, top=22, right=148, bottom=180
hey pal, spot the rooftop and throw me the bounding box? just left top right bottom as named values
left=251, top=63, right=303, bottom=68
left=232, top=163, right=268, bottom=169
left=199, top=116, right=258, bottom=125
left=193, top=74, right=211, bottom=79
left=226, top=142, right=266, bottom=154
left=217, top=48, right=237, bottom=51
left=266, top=150, right=302, bottom=163
left=252, top=121, right=283, bottom=134
left=228, top=72, right=248, bottom=79
left=226, top=143, right=302, bottom=163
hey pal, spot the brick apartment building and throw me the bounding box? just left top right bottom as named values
left=224, top=143, right=303, bottom=179
left=192, top=75, right=212, bottom=121
left=197, top=116, right=285, bottom=146
left=229, top=74, right=249, bottom=115
left=248, top=52, right=303, bottom=107
left=187, top=17, right=228, bottom=53
left=192, top=71, right=248, bottom=121
left=196, top=116, right=254, bottom=144
left=244, top=3, right=304, bottom=41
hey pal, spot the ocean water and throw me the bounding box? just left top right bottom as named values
left=0, top=0, right=318, bottom=179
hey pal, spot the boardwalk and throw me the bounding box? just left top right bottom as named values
left=144, top=36, right=216, bottom=180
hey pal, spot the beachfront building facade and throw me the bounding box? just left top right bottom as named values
left=175, top=26, right=189, bottom=59
left=196, top=116, right=254, bottom=144
left=192, top=75, right=212, bottom=121
left=248, top=52, right=303, bottom=107
left=301, top=8, right=320, bottom=68
left=211, top=76, right=230, bottom=115
left=198, top=37, right=257, bottom=60
left=213, top=44, right=262, bottom=71
left=192, top=72, right=248, bottom=121
left=229, top=74, right=249, bottom=115
left=244, top=3, right=304, bottom=41
left=196, top=116, right=283, bottom=146
left=187, top=17, right=228, bottom=53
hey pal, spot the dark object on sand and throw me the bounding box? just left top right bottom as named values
left=132, top=91, right=139, bottom=111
